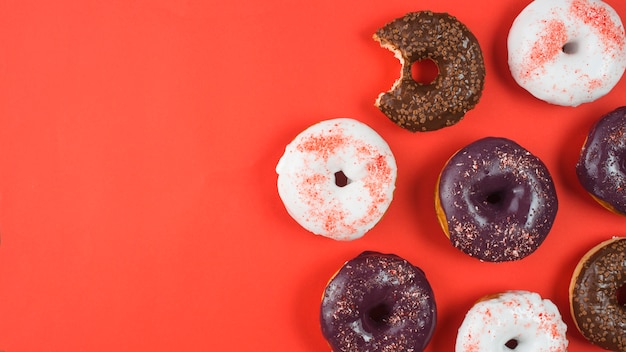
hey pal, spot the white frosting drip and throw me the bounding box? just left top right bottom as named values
left=508, top=0, right=626, bottom=106
left=455, top=291, right=568, bottom=352
left=276, top=118, right=397, bottom=241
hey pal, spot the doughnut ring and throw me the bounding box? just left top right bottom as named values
left=576, top=106, right=626, bottom=215
left=508, top=0, right=626, bottom=106
left=321, top=251, right=437, bottom=351
left=456, top=291, right=568, bottom=352
left=436, top=137, right=558, bottom=262
left=373, top=11, right=486, bottom=132
left=276, top=118, right=397, bottom=240
left=569, top=237, right=626, bottom=351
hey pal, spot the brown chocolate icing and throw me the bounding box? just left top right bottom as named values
left=436, top=137, right=558, bottom=262
left=373, top=11, right=485, bottom=132
left=320, top=251, right=436, bottom=352
left=570, top=238, right=626, bottom=351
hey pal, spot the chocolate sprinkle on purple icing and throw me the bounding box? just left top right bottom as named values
left=373, top=11, right=485, bottom=132
left=320, top=251, right=436, bottom=352
left=437, top=137, right=558, bottom=262
left=576, top=106, right=626, bottom=214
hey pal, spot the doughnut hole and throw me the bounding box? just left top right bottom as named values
left=361, top=297, right=394, bottom=333
left=562, top=41, right=578, bottom=54
left=367, top=302, right=392, bottom=326
left=505, top=339, right=519, bottom=349
left=618, top=150, right=626, bottom=176
left=618, top=283, right=626, bottom=307
left=411, top=58, right=439, bottom=85
left=486, top=191, right=504, bottom=205
left=334, top=170, right=351, bottom=187
left=470, top=175, right=531, bottom=222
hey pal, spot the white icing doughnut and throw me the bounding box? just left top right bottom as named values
left=508, top=0, right=626, bottom=106
left=455, top=291, right=568, bottom=352
left=276, top=118, right=397, bottom=241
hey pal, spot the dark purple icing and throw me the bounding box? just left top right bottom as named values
left=320, top=251, right=436, bottom=352
left=576, top=106, right=626, bottom=214
left=438, top=137, right=558, bottom=262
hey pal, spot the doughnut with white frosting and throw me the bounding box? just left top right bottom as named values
left=508, top=0, right=626, bottom=106
left=276, top=118, right=397, bottom=241
left=456, top=291, right=568, bottom=352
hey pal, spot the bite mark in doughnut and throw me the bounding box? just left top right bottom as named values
left=276, top=118, right=397, bottom=241
left=576, top=106, right=626, bottom=215
left=320, top=251, right=437, bottom=352
left=435, top=137, right=558, bottom=262
left=569, top=237, right=626, bottom=351
left=508, top=0, right=626, bottom=106
left=373, top=11, right=485, bottom=132
left=455, top=291, right=568, bottom=352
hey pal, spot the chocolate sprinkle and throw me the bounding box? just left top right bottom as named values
left=576, top=106, right=626, bottom=214
left=437, top=137, right=558, bottom=262
left=571, top=238, right=626, bottom=351
left=320, top=251, right=437, bottom=351
left=373, top=11, right=486, bottom=132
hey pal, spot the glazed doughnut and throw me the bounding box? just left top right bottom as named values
left=569, top=237, right=626, bottom=351
left=576, top=106, right=626, bottom=215
left=373, top=11, right=485, bottom=132
left=508, top=0, right=626, bottom=106
left=456, top=291, right=568, bottom=352
left=276, top=118, right=397, bottom=241
left=435, top=137, right=558, bottom=262
left=320, top=251, right=436, bottom=352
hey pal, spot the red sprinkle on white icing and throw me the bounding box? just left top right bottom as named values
left=570, top=0, right=625, bottom=51
left=276, top=118, right=397, bottom=241
left=296, top=130, right=349, bottom=161
left=455, top=291, right=568, bottom=352
left=521, top=20, right=567, bottom=79
left=507, top=0, right=626, bottom=106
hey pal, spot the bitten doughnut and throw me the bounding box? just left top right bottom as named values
left=320, top=251, right=436, bottom=352
left=276, top=118, right=397, bottom=241
left=508, top=0, right=626, bottom=106
left=576, top=106, right=626, bottom=215
left=456, top=291, right=568, bottom=352
left=569, top=237, right=626, bottom=351
left=435, top=137, right=558, bottom=262
left=373, top=11, right=485, bottom=132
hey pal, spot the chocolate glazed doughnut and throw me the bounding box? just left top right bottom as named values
left=373, top=11, right=485, bottom=132
left=435, top=137, right=558, bottom=262
left=320, top=251, right=436, bottom=352
left=576, top=106, right=626, bottom=214
left=569, top=237, right=626, bottom=351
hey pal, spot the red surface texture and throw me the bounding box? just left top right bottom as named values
left=1, top=0, right=625, bottom=351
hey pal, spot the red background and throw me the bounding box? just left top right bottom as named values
left=1, top=0, right=625, bottom=351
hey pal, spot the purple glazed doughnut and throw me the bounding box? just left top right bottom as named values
left=320, top=251, right=436, bottom=352
left=576, top=106, right=626, bottom=214
left=435, top=137, right=558, bottom=262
